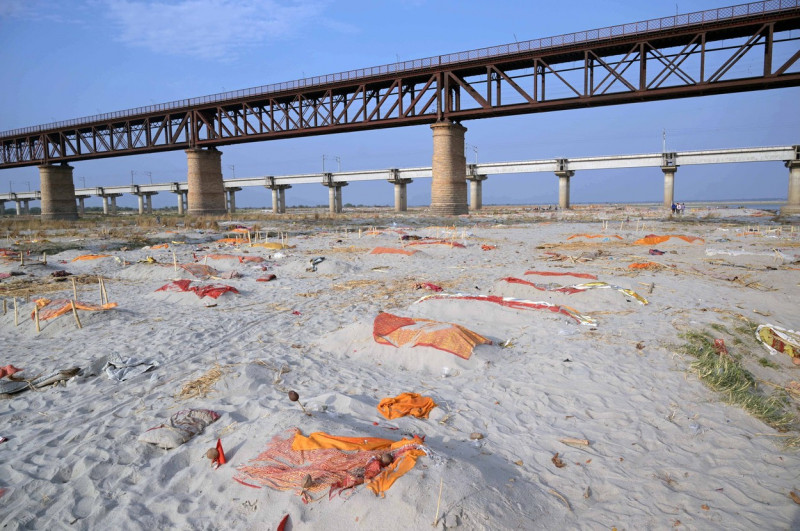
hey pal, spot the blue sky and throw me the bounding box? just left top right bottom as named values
left=0, top=0, right=798, bottom=209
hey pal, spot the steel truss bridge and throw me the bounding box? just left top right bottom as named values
left=1, top=0, right=799, bottom=169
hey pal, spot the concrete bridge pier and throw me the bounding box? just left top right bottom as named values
left=782, top=157, right=800, bottom=215
left=555, top=159, right=574, bottom=210
left=136, top=192, right=157, bottom=214
left=388, top=170, right=412, bottom=212
left=172, top=190, right=187, bottom=215
left=186, top=147, right=227, bottom=215
left=324, top=174, right=348, bottom=213
left=14, top=198, right=23, bottom=216
left=268, top=184, right=291, bottom=214
left=39, top=163, right=78, bottom=220
left=430, top=121, right=468, bottom=215
left=662, top=153, right=678, bottom=208
left=76, top=195, right=89, bottom=216
left=467, top=174, right=487, bottom=211
left=108, top=194, right=121, bottom=215
left=226, top=187, right=241, bottom=213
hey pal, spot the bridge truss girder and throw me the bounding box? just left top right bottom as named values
left=1, top=9, right=799, bottom=168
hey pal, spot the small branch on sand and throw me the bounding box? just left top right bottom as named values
left=549, top=488, right=572, bottom=511
left=432, top=476, right=444, bottom=527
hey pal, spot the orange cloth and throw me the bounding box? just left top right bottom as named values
left=31, top=298, right=118, bottom=321
left=481, top=244, right=496, bottom=250
left=567, top=234, right=623, bottom=240
left=369, top=247, right=417, bottom=255
left=628, top=262, right=663, bottom=270
left=373, top=312, right=491, bottom=360
left=291, top=431, right=426, bottom=497
left=215, top=237, right=244, bottom=244
left=150, top=243, right=169, bottom=249
left=377, top=392, right=437, bottom=420
left=70, top=254, right=111, bottom=261
left=633, top=234, right=704, bottom=245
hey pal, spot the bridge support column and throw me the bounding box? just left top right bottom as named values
left=186, top=147, right=226, bottom=215
left=268, top=184, right=291, bottom=213
left=388, top=170, right=412, bottom=212
left=102, top=195, right=109, bottom=215
left=14, top=199, right=21, bottom=216
left=226, top=187, right=241, bottom=214
left=430, top=121, right=468, bottom=215
left=323, top=175, right=348, bottom=214
left=23, top=200, right=30, bottom=215
left=555, top=170, right=574, bottom=210
left=76, top=196, right=87, bottom=216
left=137, top=194, right=145, bottom=215
left=467, top=174, right=487, bottom=211
left=782, top=158, right=800, bottom=215
left=146, top=194, right=154, bottom=214
left=172, top=189, right=187, bottom=215
left=109, top=194, right=120, bottom=216
left=39, top=163, right=78, bottom=220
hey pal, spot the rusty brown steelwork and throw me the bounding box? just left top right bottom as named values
left=1, top=0, right=799, bottom=169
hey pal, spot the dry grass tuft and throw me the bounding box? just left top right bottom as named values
left=175, top=363, right=234, bottom=401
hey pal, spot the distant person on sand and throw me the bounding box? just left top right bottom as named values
left=671, top=202, right=677, bottom=215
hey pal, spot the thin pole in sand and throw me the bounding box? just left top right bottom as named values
left=70, top=300, right=82, bottom=329
left=13, top=297, right=18, bottom=326
left=172, top=250, right=178, bottom=272
left=432, top=476, right=443, bottom=527
left=98, top=277, right=105, bottom=304
left=42, top=252, right=47, bottom=265
left=100, top=278, right=109, bottom=304
left=34, top=305, right=40, bottom=333
left=71, top=277, right=78, bottom=300
left=2, top=299, right=6, bottom=315
left=20, top=250, right=24, bottom=267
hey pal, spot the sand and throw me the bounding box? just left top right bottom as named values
left=1, top=205, right=800, bottom=530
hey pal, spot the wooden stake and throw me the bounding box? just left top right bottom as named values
left=172, top=250, right=178, bottom=272
left=559, top=437, right=590, bottom=446
left=71, top=277, right=78, bottom=300
left=14, top=297, right=18, bottom=327
left=71, top=300, right=82, bottom=329
left=34, top=306, right=40, bottom=333
left=98, top=277, right=104, bottom=304
left=100, top=278, right=109, bottom=304
left=432, top=476, right=443, bottom=527
left=42, top=252, right=47, bottom=265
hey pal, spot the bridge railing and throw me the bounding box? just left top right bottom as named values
left=1, top=0, right=797, bottom=139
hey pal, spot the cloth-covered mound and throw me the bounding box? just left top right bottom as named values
left=414, top=293, right=596, bottom=326
left=501, top=278, right=648, bottom=305
left=138, top=409, right=220, bottom=449
left=103, top=354, right=160, bottom=381
left=71, top=254, right=112, bottom=262
left=235, top=428, right=426, bottom=499
left=756, top=324, right=800, bottom=363
left=156, top=279, right=239, bottom=299
left=524, top=271, right=598, bottom=280
left=377, top=392, right=437, bottom=420
left=369, top=247, right=417, bottom=256
left=567, top=234, right=623, bottom=241
left=373, top=312, right=492, bottom=360
left=31, top=298, right=118, bottom=321
left=633, top=234, right=704, bottom=245
left=179, top=263, right=219, bottom=279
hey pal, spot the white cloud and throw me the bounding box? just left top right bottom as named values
left=102, top=0, right=326, bottom=60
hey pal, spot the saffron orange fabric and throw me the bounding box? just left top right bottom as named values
left=373, top=312, right=491, bottom=360
left=628, top=262, right=663, bottom=270
left=406, top=240, right=466, bottom=248
left=633, top=234, right=704, bottom=245
left=31, top=298, right=118, bottom=321
left=150, top=243, right=169, bottom=249
left=369, top=247, right=417, bottom=255
left=235, top=428, right=425, bottom=499
left=377, top=392, right=437, bottom=420
left=567, top=234, right=623, bottom=240
left=70, top=254, right=111, bottom=262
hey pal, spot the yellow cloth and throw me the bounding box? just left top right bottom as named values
left=377, top=392, right=437, bottom=420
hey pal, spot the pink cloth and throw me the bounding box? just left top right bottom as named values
left=0, top=365, right=22, bottom=379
